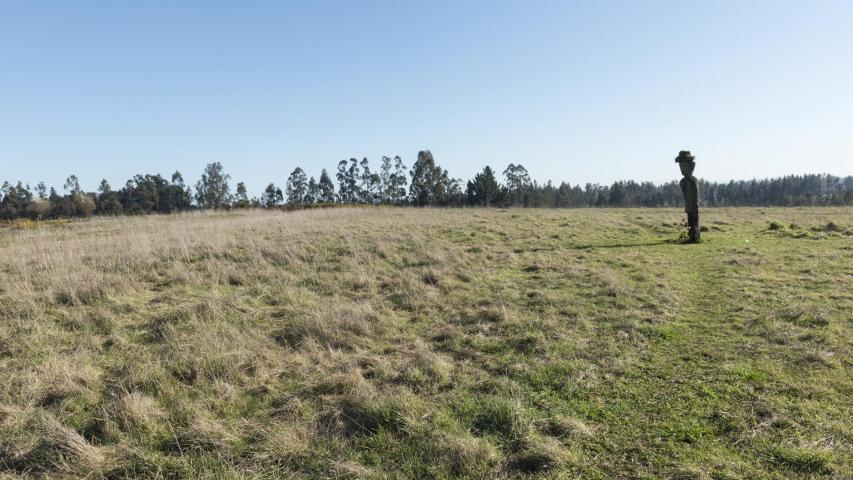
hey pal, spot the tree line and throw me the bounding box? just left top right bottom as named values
left=1, top=150, right=851, bottom=220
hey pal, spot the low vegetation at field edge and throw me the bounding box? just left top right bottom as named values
left=0, top=207, right=850, bottom=479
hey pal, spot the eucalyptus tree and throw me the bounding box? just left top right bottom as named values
left=195, top=162, right=231, bottom=209
left=261, top=183, right=283, bottom=208
left=286, top=167, right=308, bottom=205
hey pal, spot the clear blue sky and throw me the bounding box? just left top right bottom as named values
left=2, top=1, right=851, bottom=196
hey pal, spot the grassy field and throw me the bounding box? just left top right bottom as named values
left=0, top=207, right=850, bottom=479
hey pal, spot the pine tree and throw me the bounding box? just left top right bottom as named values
left=318, top=169, right=335, bottom=203
left=64, top=175, right=80, bottom=195
left=466, top=166, right=500, bottom=206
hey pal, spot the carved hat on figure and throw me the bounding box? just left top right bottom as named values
left=675, top=151, right=695, bottom=163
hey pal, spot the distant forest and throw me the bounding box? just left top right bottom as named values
left=1, top=150, right=851, bottom=220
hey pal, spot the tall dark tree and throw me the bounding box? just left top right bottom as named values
left=287, top=167, right=308, bottom=205
left=503, top=164, right=531, bottom=192
left=261, top=183, right=283, bottom=208
left=443, top=175, right=465, bottom=206
left=409, top=150, right=449, bottom=206
left=609, top=181, right=626, bottom=207
left=336, top=159, right=360, bottom=203
left=380, top=156, right=393, bottom=203
left=64, top=175, right=81, bottom=195
left=390, top=156, right=408, bottom=204
left=96, top=179, right=123, bottom=215
left=347, top=158, right=361, bottom=202
left=169, top=171, right=193, bottom=211
left=62, top=175, right=95, bottom=217
left=335, top=160, right=348, bottom=203
left=503, top=164, right=532, bottom=206
left=234, top=182, right=250, bottom=208
left=0, top=182, right=33, bottom=220
left=318, top=169, right=335, bottom=203
left=120, top=174, right=171, bottom=214
left=47, top=187, right=70, bottom=218
left=467, top=166, right=500, bottom=206
left=195, top=162, right=231, bottom=209
left=359, top=157, right=380, bottom=203
left=305, top=177, right=319, bottom=204
left=36, top=182, right=48, bottom=200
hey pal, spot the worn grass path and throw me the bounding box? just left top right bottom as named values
left=551, top=222, right=851, bottom=478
